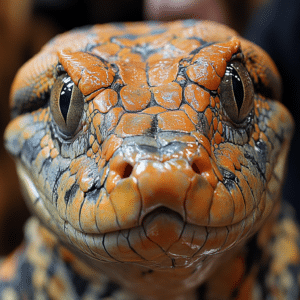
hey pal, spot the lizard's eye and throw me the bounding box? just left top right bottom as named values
left=50, top=74, right=84, bottom=136
left=220, top=61, right=254, bottom=124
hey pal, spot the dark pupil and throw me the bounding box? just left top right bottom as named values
left=226, top=65, right=244, bottom=111
left=60, top=76, right=74, bottom=122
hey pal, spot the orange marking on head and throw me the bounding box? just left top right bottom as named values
left=41, top=146, right=50, bottom=158
left=96, top=190, right=119, bottom=233
left=213, top=117, right=218, bottom=131
left=180, top=104, right=199, bottom=125
left=89, top=135, right=95, bottom=145
left=70, top=156, right=86, bottom=175
left=87, top=149, right=93, bottom=157
left=92, top=43, right=121, bottom=61
left=152, top=82, right=182, bottom=109
left=171, top=38, right=201, bottom=53
left=184, top=84, right=210, bottom=112
left=93, top=89, right=118, bottom=113
left=115, top=113, right=153, bottom=137
left=58, top=51, right=115, bottom=96
left=205, top=107, right=213, bottom=125
left=185, top=175, right=214, bottom=226
left=158, top=110, right=196, bottom=132
left=109, top=177, right=141, bottom=228
left=218, top=122, right=223, bottom=135
left=104, top=107, right=125, bottom=133
left=50, top=148, right=59, bottom=159
left=214, top=132, right=222, bottom=145
left=118, top=48, right=143, bottom=63
left=192, top=132, right=212, bottom=155
left=210, top=182, right=234, bottom=226
left=186, top=38, right=240, bottom=91
left=66, top=188, right=85, bottom=229
left=38, top=108, right=46, bottom=122
left=210, top=96, right=216, bottom=108
left=88, top=101, right=94, bottom=115
left=116, top=61, right=147, bottom=87
left=148, top=58, right=180, bottom=86
left=92, top=141, right=99, bottom=154
left=101, top=135, right=123, bottom=162
left=40, top=135, right=49, bottom=148
left=120, top=86, right=151, bottom=111
left=141, top=106, right=167, bottom=114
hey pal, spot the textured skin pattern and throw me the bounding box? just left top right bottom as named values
left=1, top=204, right=300, bottom=299
left=1, top=20, right=297, bottom=299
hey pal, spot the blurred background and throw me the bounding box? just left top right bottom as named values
left=0, top=0, right=299, bottom=255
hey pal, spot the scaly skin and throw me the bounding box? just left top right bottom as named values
left=3, top=20, right=294, bottom=299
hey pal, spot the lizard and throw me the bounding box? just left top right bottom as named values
left=0, top=20, right=298, bottom=299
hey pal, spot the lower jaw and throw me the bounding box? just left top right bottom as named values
left=60, top=234, right=245, bottom=300
left=16, top=161, right=254, bottom=269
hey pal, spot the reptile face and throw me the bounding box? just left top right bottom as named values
left=5, top=21, right=293, bottom=271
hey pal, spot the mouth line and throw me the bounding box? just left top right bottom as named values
left=17, top=160, right=257, bottom=240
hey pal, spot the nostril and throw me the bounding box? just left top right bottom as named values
left=120, top=163, right=133, bottom=179
left=191, top=161, right=201, bottom=175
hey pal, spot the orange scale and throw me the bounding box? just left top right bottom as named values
left=92, top=113, right=103, bottom=132
left=147, top=52, right=165, bottom=63
left=112, top=37, right=137, bottom=48
left=148, top=58, right=180, bottom=87
left=92, top=141, right=99, bottom=154
left=152, top=82, right=182, bottom=109
left=214, top=132, right=222, bottom=145
left=116, top=61, right=147, bottom=86
left=104, top=107, right=125, bottom=133
left=93, top=89, right=118, bottom=113
left=186, top=62, right=221, bottom=91
left=205, top=107, right=213, bottom=125
left=210, top=96, right=216, bottom=108
left=171, top=38, right=201, bottom=54
left=50, top=148, right=59, bottom=159
left=40, top=135, right=49, bottom=148
left=218, top=121, right=223, bottom=135
left=141, top=106, right=167, bottom=114
left=38, top=109, right=46, bottom=122
left=117, top=48, right=143, bottom=63
left=58, top=51, right=115, bottom=93
left=92, top=43, right=120, bottom=61
left=124, top=22, right=154, bottom=35
left=78, top=68, right=115, bottom=96
left=191, top=132, right=212, bottom=155
left=184, top=84, right=210, bottom=112
left=180, top=104, right=199, bottom=125
left=157, top=110, right=196, bottom=133
left=87, top=149, right=93, bottom=157
left=115, top=113, right=153, bottom=137
left=88, top=102, right=94, bottom=115
left=70, top=157, right=86, bottom=175
left=95, top=127, right=102, bottom=145
left=101, top=135, right=123, bottom=162
left=89, top=135, right=95, bottom=145
left=213, top=117, right=218, bottom=131
left=120, top=86, right=151, bottom=111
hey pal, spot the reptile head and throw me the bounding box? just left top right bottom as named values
left=5, top=21, right=293, bottom=273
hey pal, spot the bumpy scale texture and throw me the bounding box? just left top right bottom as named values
left=1, top=20, right=299, bottom=300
